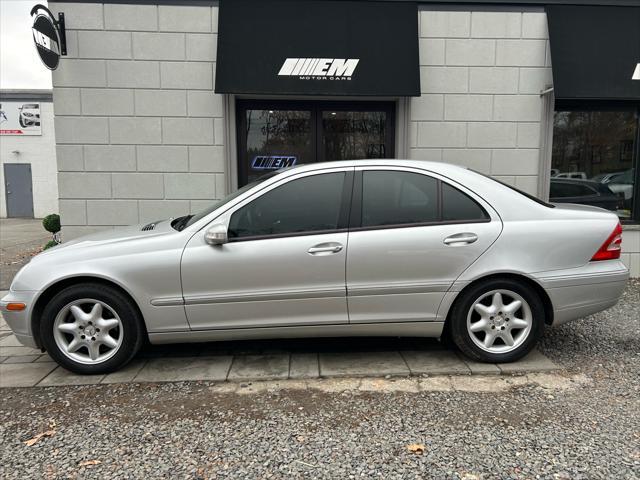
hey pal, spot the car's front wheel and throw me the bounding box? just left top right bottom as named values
left=40, top=283, right=144, bottom=374
left=449, top=278, right=545, bottom=363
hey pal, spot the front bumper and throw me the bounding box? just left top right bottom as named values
left=0, top=290, right=39, bottom=348
left=535, top=260, right=629, bottom=326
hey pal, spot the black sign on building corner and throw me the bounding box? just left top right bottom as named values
left=30, top=4, right=67, bottom=70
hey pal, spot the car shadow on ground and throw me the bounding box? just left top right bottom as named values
left=138, top=336, right=447, bottom=358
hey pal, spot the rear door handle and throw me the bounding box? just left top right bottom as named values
left=443, top=232, right=478, bottom=246
left=308, top=242, right=343, bottom=255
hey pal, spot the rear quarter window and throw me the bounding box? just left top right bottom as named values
left=441, top=182, right=489, bottom=221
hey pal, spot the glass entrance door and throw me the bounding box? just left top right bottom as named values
left=237, top=101, right=395, bottom=186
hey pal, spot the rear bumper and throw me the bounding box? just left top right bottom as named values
left=534, top=261, right=629, bottom=326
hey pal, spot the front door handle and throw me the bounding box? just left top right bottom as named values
left=443, top=232, right=478, bottom=246
left=308, top=242, right=343, bottom=255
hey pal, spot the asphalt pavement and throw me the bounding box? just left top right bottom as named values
left=0, top=218, right=49, bottom=290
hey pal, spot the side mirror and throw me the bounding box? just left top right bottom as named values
left=204, top=224, right=228, bottom=245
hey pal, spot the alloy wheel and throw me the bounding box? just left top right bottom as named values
left=53, top=298, right=123, bottom=365
left=466, top=289, right=533, bottom=354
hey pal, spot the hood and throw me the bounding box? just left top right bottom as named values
left=39, top=220, right=175, bottom=256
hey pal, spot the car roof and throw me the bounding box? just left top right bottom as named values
left=285, top=159, right=470, bottom=176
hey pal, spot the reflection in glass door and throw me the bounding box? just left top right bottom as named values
left=551, top=109, right=639, bottom=221
left=236, top=101, right=395, bottom=186
left=322, top=110, right=389, bottom=161
left=244, top=109, right=312, bottom=184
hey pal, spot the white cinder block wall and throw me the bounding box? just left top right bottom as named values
left=410, top=9, right=552, bottom=196
left=50, top=2, right=225, bottom=239
left=0, top=102, right=59, bottom=218
left=621, top=229, right=640, bottom=277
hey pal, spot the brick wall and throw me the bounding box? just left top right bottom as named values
left=50, top=2, right=224, bottom=239
left=409, top=9, right=552, bottom=196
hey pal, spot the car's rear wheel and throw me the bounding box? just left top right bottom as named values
left=40, top=283, right=144, bottom=374
left=449, top=278, right=545, bottom=363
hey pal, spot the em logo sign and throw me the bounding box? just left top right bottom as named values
left=278, top=58, right=359, bottom=79
left=252, top=156, right=297, bottom=171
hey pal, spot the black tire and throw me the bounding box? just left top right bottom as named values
left=449, top=278, right=545, bottom=363
left=40, top=283, right=144, bottom=374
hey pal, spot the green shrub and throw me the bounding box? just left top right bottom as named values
left=43, top=240, right=58, bottom=250
left=42, top=214, right=61, bottom=234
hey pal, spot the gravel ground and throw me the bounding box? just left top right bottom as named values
left=0, top=280, right=638, bottom=479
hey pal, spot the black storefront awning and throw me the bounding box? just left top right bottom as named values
left=546, top=5, right=640, bottom=101
left=215, top=0, right=420, bottom=97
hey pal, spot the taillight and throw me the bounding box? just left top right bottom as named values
left=591, top=222, right=622, bottom=261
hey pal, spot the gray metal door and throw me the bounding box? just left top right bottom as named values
left=4, top=163, right=34, bottom=218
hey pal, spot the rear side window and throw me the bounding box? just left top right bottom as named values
left=359, top=170, right=489, bottom=228
left=361, top=171, right=439, bottom=227
left=442, top=182, right=488, bottom=221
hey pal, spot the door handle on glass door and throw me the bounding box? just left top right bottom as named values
left=307, top=242, right=344, bottom=255
left=443, top=233, right=478, bottom=246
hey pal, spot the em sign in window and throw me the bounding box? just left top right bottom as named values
left=551, top=109, right=639, bottom=221
left=228, top=172, right=345, bottom=239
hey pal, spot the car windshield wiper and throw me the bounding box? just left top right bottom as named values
left=172, top=215, right=193, bottom=231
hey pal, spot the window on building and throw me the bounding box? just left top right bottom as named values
left=236, top=100, right=395, bottom=186
left=551, top=108, right=639, bottom=221
left=228, top=172, right=345, bottom=239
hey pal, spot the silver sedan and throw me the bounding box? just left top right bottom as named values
left=1, top=160, right=629, bottom=373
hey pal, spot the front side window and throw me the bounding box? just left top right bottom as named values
left=552, top=109, right=638, bottom=220
left=228, top=172, right=345, bottom=239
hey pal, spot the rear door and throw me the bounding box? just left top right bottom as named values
left=346, top=167, right=502, bottom=323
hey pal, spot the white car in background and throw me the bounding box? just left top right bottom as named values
left=555, top=172, right=588, bottom=180
left=605, top=169, right=634, bottom=205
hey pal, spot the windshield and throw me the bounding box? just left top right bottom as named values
left=182, top=171, right=282, bottom=228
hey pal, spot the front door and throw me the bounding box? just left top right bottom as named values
left=346, top=167, right=502, bottom=324
left=4, top=163, right=34, bottom=218
left=181, top=168, right=353, bottom=330
left=237, top=100, right=394, bottom=186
